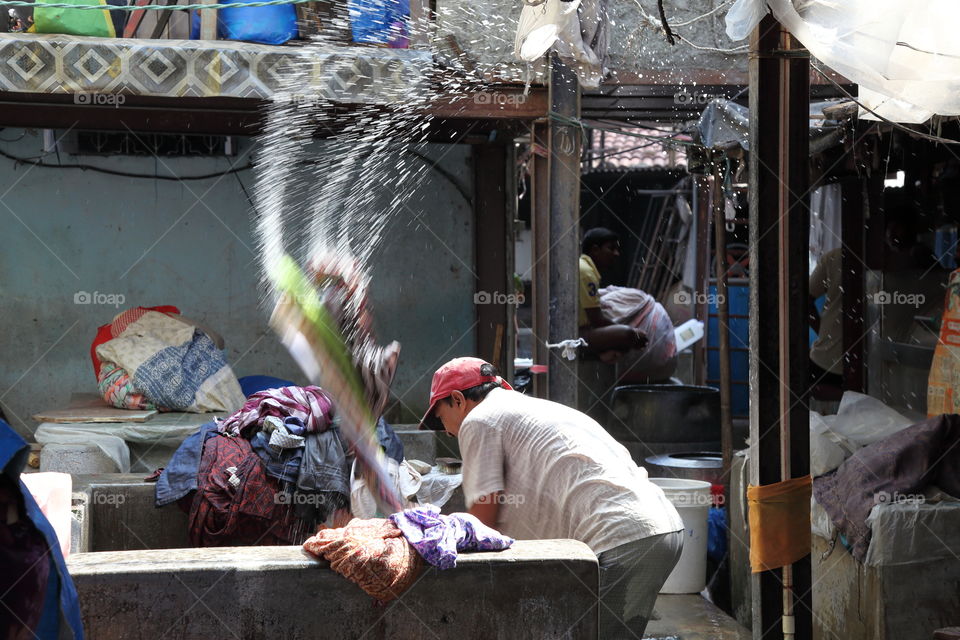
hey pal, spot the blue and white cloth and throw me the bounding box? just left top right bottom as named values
left=95, top=310, right=244, bottom=413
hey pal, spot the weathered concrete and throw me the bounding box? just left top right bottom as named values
left=0, top=133, right=475, bottom=438
left=72, top=476, right=190, bottom=553
left=67, top=540, right=599, bottom=639
left=812, top=533, right=960, bottom=639
left=41, top=443, right=120, bottom=474
left=71, top=473, right=467, bottom=553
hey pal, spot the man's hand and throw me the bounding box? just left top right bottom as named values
left=468, top=492, right=501, bottom=528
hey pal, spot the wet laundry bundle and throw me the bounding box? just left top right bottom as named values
left=303, top=507, right=513, bottom=601
left=91, top=305, right=245, bottom=413
left=303, top=517, right=424, bottom=603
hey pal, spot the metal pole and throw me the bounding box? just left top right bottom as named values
left=694, top=175, right=712, bottom=386
left=712, top=165, right=734, bottom=489
left=531, top=121, right=550, bottom=399
left=546, top=53, right=581, bottom=407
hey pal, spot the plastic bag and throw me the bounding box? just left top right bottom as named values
left=34, top=0, right=117, bottom=37
left=190, top=0, right=298, bottom=45
left=600, top=286, right=678, bottom=381
left=764, top=0, right=960, bottom=120
left=350, top=458, right=421, bottom=518
left=724, top=0, right=767, bottom=42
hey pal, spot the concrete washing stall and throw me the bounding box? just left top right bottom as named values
left=63, top=428, right=599, bottom=639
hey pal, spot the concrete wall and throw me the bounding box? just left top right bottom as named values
left=0, top=130, right=475, bottom=437
left=67, top=541, right=599, bottom=639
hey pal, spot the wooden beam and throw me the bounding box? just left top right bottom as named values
left=748, top=16, right=812, bottom=640
left=841, top=177, right=866, bottom=392
left=428, top=88, right=548, bottom=120
left=474, top=144, right=515, bottom=375
left=546, top=53, right=580, bottom=407
left=199, top=0, right=217, bottom=41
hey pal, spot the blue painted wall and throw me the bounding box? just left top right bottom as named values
left=0, top=130, right=474, bottom=436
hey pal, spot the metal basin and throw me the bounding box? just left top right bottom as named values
left=608, top=384, right=720, bottom=445
left=644, top=451, right=723, bottom=485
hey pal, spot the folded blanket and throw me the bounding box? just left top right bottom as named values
left=813, top=413, right=960, bottom=561
left=94, top=307, right=244, bottom=413
left=303, top=518, right=423, bottom=602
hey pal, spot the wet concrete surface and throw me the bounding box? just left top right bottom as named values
left=645, top=594, right=750, bottom=639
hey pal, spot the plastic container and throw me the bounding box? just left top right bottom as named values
left=650, top=477, right=712, bottom=593
left=673, top=319, right=704, bottom=351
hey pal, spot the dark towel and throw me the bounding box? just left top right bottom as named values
left=813, top=413, right=960, bottom=561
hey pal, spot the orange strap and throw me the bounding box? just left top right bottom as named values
left=746, top=475, right=812, bottom=573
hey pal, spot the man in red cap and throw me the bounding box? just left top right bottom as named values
left=420, top=356, right=684, bottom=638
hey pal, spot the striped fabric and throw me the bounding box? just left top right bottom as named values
left=217, top=385, right=335, bottom=437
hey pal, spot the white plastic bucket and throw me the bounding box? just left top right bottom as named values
left=650, top=477, right=712, bottom=594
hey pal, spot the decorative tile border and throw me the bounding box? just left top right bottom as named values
left=0, top=33, right=432, bottom=103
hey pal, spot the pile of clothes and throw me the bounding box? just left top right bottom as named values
left=303, top=505, right=514, bottom=602
left=91, top=305, right=245, bottom=413
left=155, top=385, right=405, bottom=546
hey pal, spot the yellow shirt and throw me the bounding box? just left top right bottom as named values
left=579, top=254, right=601, bottom=327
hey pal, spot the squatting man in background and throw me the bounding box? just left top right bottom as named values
left=580, top=228, right=648, bottom=362
left=420, top=357, right=684, bottom=638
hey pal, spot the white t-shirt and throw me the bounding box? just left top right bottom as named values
left=458, top=387, right=683, bottom=555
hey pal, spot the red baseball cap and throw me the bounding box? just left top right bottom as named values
left=419, top=357, right=513, bottom=430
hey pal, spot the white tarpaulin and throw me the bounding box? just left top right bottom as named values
left=725, top=0, right=960, bottom=123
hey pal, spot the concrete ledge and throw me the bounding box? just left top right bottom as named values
left=67, top=540, right=598, bottom=639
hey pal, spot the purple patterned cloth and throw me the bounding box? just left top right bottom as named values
left=388, top=505, right=514, bottom=569
left=217, top=386, right=334, bottom=437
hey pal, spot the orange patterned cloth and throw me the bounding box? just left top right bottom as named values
left=303, top=518, right=423, bottom=602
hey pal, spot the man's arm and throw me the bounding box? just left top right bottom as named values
left=468, top=492, right=501, bottom=528
left=585, top=306, right=612, bottom=328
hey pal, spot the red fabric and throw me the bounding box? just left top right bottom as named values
left=303, top=518, right=423, bottom=602
left=188, top=434, right=303, bottom=547
left=89, top=305, right=180, bottom=377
